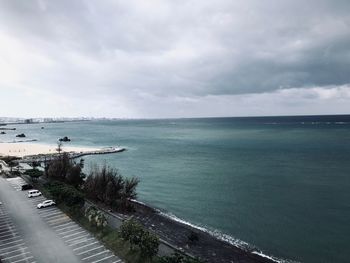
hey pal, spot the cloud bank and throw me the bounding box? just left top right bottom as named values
left=0, top=0, right=350, bottom=117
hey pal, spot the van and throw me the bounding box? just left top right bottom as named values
left=28, top=190, right=42, bottom=198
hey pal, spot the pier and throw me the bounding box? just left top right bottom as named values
left=20, top=147, right=126, bottom=163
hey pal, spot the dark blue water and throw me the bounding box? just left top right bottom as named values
left=3, top=115, right=350, bottom=262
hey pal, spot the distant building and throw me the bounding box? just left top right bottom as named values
left=24, top=119, right=33, bottom=124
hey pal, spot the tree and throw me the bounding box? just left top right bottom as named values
left=47, top=153, right=71, bottom=181
left=47, top=182, right=84, bottom=208
left=8, top=159, right=18, bottom=173
left=26, top=169, right=43, bottom=182
left=85, top=206, right=108, bottom=228
left=56, top=141, right=63, bottom=155
left=120, top=219, right=144, bottom=250
left=83, top=164, right=138, bottom=212
left=139, top=230, right=159, bottom=260
left=120, top=219, right=159, bottom=256
left=66, top=164, right=85, bottom=188
left=121, top=177, right=139, bottom=211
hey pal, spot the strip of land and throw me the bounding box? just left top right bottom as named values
left=0, top=142, right=99, bottom=158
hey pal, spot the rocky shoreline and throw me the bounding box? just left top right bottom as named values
left=127, top=200, right=276, bottom=263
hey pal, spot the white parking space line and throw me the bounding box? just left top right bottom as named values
left=111, top=260, right=122, bottom=263
left=62, top=230, right=86, bottom=239
left=43, top=214, right=66, bottom=222
left=57, top=227, right=82, bottom=236
left=0, top=232, right=18, bottom=238
left=0, top=246, right=28, bottom=256
left=47, top=216, right=70, bottom=224
left=55, top=224, right=79, bottom=232
left=52, top=221, right=75, bottom=229
left=73, top=241, right=99, bottom=251
left=0, top=236, right=22, bottom=243
left=0, top=223, right=14, bottom=230
left=0, top=225, right=16, bottom=232
left=81, top=250, right=109, bottom=261
left=0, top=216, right=11, bottom=222
left=92, top=255, right=114, bottom=263
left=0, top=223, right=12, bottom=228
left=41, top=211, right=63, bottom=218
left=0, top=222, right=13, bottom=227
left=76, top=245, right=103, bottom=256
left=67, top=235, right=92, bottom=245
left=0, top=243, right=26, bottom=252
left=37, top=207, right=57, bottom=213
left=0, top=224, right=15, bottom=230
left=1, top=251, right=30, bottom=260
left=0, top=224, right=16, bottom=229
left=11, top=255, right=34, bottom=263
left=0, top=239, right=24, bottom=248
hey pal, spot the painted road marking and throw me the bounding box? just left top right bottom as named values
left=65, top=234, right=90, bottom=243
left=76, top=245, right=103, bottom=255
left=55, top=224, right=79, bottom=232
left=68, top=237, right=94, bottom=247
left=91, top=255, right=114, bottom=263
left=62, top=230, right=86, bottom=239
left=0, top=239, right=24, bottom=248
left=0, top=246, right=28, bottom=256
left=0, top=243, right=26, bottom=252
left=73, top=241, right=99, bottom=251
left=81, top=250, right=109, bottom=261
left=57, top=227, right=82, bottom=235
left=1, top=251, right=30, bottom=260
left=11, top=256, right=34, bottom=263
left=52, top=221, right=75, bottom=229
left=41, top=211, right=62, bottom=218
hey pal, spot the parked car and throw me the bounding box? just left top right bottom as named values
left=21, top=184, right=33, bottom=191
left=37, top=200, right=56, bottom=209
left=28, top=190, right=42, bottom=198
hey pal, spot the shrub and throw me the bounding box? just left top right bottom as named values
left=158, top=253, right=203, bottom=263
left=85, top=206, right=108, bottom=228
left=46, top=182, right=85, bottom=208
left=120, top=219, right=159, bottom=258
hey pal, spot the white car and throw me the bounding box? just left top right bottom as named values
left=37, top=200, right=56, bottom=209
left=28, top=190, right=42, bottom=198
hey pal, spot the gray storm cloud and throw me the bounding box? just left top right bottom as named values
left=0, top=0, right=350, bottom=117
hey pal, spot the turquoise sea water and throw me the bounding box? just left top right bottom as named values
left=2, top=116, right=350, bottom=263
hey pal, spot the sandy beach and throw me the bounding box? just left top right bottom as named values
left=0, top=142, right=100, bottom=158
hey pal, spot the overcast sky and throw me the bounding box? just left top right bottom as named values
left=1, top=0, right=350, bottom=118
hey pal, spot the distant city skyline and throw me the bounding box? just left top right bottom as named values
left=1, top=0, right=350, bottom=118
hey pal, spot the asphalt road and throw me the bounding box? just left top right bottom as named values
left=0, top=176, right=123, bottom=263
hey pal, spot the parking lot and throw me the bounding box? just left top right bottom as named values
left=0, top=177, right=123, bottom=263
left=0, top=202, right=36, bottom=263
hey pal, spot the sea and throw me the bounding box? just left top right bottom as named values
left=1, top=115, right=350, bottom=263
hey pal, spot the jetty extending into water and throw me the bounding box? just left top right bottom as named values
left=21, top=146, right=125, bottom=163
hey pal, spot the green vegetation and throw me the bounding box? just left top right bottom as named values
left=46, top=152, right=85, bottom=188
left=35, top=156, right=201, bottom=263
left=26, top=169, right=43, bottom=182
left=85, top=206, right=108, bottom=228
left=120, top=219, right=159, bottom=260
left=44, top=181, right=85, bottom=212
left=84, top=165, right=139, bottom=212
left=157, top=253, right=203, bottom=263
